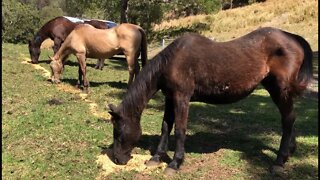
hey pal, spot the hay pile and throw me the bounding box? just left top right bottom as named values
left=96, top=149, right=166, bottom=177
left=40, top=39, right=54, bottom=49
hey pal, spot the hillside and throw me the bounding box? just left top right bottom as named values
left=152, top=0, right=318, bottom=51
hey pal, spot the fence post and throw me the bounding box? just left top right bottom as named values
left=162, top=38, right=165, bottom=49
left=162, top=35, right=169, bottom=49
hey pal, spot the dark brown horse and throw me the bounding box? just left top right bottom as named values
left=28, top=16, right=117, bottom=69
left=107, top=27, right=313, bottom=174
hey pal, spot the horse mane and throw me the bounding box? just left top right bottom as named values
left=119, top=36, right=184, bottom=119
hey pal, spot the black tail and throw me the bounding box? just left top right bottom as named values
left=138, top=28, right=147, bottom=67
left=285, top=32, right=314, bottom=95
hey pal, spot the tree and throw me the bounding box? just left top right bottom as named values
left=2, top=0, right=40, bottom=43
left=120, top=0, right=129, bottom=23
left=127, top=0, right=163, bottom=33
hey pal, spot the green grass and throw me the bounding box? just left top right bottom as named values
left=2, top=41, right=318, bottom=179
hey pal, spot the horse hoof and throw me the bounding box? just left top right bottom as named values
left=145, top=160, right=161, bottom=167
left=271, top=165, right=285, bottom=175
left=164, top=167, right=177, bottom=176
left=51, top=79, right=61, bottom=84
left=83, top=89, right=89, bottom=94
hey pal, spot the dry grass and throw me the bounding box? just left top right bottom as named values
left=152, top=0, right=318, bottom=50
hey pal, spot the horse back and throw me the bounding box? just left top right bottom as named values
left=83, top=20, right=109, bottom=29
left=114, top=23, right=144, bottom=49
left=161, top=28, right=306, bottom=103
left=63, top=24, right=120, bottom=58
left=40, top=16, right=78, bottom=41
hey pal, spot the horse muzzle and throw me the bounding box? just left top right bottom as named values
left=113, top=152, right=132, bottom=165
left=31, top=59, right=38, bottom=64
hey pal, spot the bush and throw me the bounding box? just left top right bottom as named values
left=2, top=0, right=40, bottom=43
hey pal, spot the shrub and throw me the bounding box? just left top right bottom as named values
left=2, top=0, right=40, bottom=43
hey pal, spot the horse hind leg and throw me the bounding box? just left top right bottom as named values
left=95, top=59, right=105, bottom=70
left=146, top=97, right=174, bottom=166
left=126, top=54, right=139, bottom=87
left=76, top=53, right=89, bottom=93
left=261, top=76, right=297, bottom=168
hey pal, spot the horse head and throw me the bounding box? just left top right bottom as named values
left=28, top=38, right=41, bottom=64
left=108, top=104, right=142, bottom=165
left=49, top=56, right=63, bottom=84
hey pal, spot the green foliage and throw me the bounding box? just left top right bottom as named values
left=101, top=0, right=121, bottom=22
left=2, top=0, right=40, bottom=43
left=161, top=0, right=221, bottom=19
left=128, top=0, right=163, bottom=33
left=1, top=0, right=257, bottom=44
left=39, top=6, right=64, bottom=25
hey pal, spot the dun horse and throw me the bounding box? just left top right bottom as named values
left=28, top=16, right=117, bottom=69
left=50, top=23, right=147, bottom=92
left=107, top=27, right=313, bottom=174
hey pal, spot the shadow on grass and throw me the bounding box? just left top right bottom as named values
left=59, top=57, right=132, bottom=70
left=61, top=78, right=129, bottom=89
left=37, top=58, right=99, bottom=69
left=100, top=90, right=317, bottom=177
left=37, top=59, right=51, bottom=64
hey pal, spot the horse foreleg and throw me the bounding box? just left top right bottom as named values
left=77, top=53, right=89, bottom=93
left=53, top=38, right=62, bottom=54
left=146, top=97, right=174, bottom=166
left=164, top=92, right=190, bottom=175
left=95, top=59, right=105, bottom=70
left=76, top=65, right=83, bottom=89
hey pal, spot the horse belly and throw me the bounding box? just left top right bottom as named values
left=191, top=77, right=261, bottom=104
left=191, top=87, right=256, bottom=104
left=86, top=47, right=120, bottom=59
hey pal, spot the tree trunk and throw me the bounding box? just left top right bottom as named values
left=120, top=0, right=129, bottom=23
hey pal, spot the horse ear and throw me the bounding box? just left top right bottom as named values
left=48, top=55, right=54, bottom=61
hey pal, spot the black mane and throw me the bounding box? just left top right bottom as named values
left=119, top=36, right=184, bottom=119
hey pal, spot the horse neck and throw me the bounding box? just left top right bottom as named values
left=53, top=34, right=72, bottom=61
left=120, top=78, right=160, bottom=122
left=118, top=38, right=180, bottom=123
left=119, top=59, right=166, bottom=122
left=33, top=31, right=47, bottom=48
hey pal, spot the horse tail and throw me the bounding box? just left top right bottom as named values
left=138, top=28, right=147, bottom=67
left=286, top=32, right=314, bottom=95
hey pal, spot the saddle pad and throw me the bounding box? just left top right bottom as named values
left=63, top=16, right=84, bottom=23
left=105, top=21, right=118, bottom=28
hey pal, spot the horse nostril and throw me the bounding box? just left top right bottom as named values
left=114, top=158, right=119, bottom=164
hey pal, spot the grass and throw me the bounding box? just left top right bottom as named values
left=2, top=1, right=318, bottom=179
left=2, top=42, right=318, bottom=179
